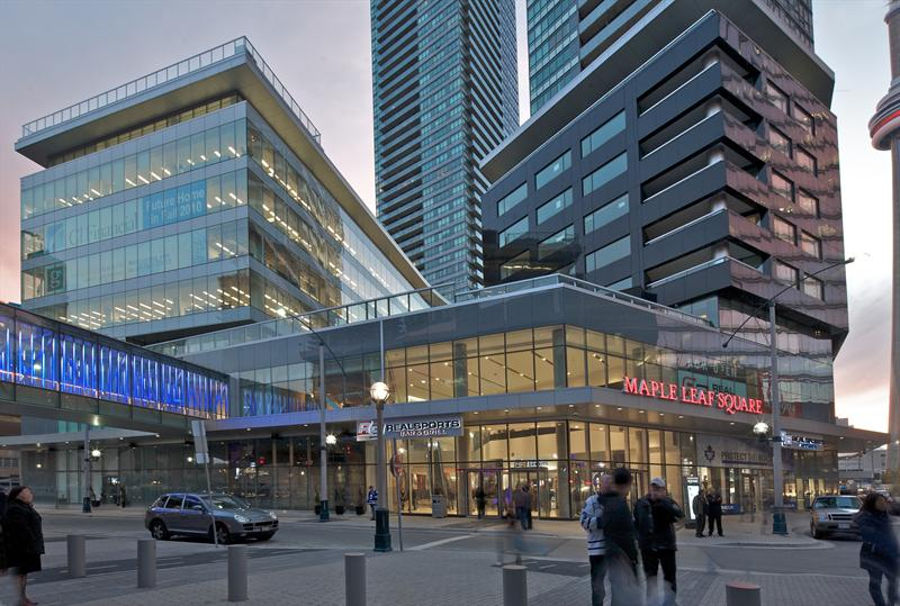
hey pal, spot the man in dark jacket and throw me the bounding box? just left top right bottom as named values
left=707, top=490, right=723, bottom=536
left=692, top=488, right=706, bottom=537
left=635, top=477, right=684, bottom=606
left=598, top=467, right=640, bottom=606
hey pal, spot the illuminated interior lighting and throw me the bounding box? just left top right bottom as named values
left=150, top=172, right=161, bottom=181
left=163, top=168, right=171, bottom=176
left=138, top=175, right=149, bottom=184
left=125, top=178, right=136, bottom=186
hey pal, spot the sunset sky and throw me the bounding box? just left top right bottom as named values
left=0, top=0, right=892, bottom=432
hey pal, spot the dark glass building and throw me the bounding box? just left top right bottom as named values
left=483, top=6, right=847, bottom=372
left=527, top=0, right=815, bottom=115
left=371, top=0, right=519, bottom=294
left=16, top=38, right=430, bottom=346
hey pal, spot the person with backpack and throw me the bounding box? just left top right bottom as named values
left=581, top=472, right=612, bottom=606
left=635, top=477, right=684, bottom=606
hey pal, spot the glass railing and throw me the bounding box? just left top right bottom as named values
left=21, top=37, right=321, bottom=145
left=454, top=274, right=711, bottom=327
left=149, top=285, right=450, bottom=357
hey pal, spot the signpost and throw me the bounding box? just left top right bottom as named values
left=391, top=438, right=403, bottom=552
left=191, top=420, right=217, bottom=548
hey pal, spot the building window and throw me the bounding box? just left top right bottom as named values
left=581, top=111, right=626, bottom=157
left=800, top=231, right=821, bottom=258
left=586, top=236, right=631, bottom=272
left=584, top=193, right=629, bottom=234
left=773, top=260, right=798, bottom=287
left=606, top=276, right=632, bottom=291
left=537, top=188, right=573, bottom=224
left=498, top=183, right=528, bottom=216
left=795, top=146, right=817, bottom=175
left=772, top=215, right=796, bottom=244
left=538, top=225, right=574, bottom=258
left=535, top=150, right=572, bottom=190
left=770, top=171, right=794, bottom=201
left=582, top=153, right=627, bottom=196
left=793, top=103, right=815, bottom=136
left=796, top=190, right=819, bottom=217
left=802, top=275, right=824, bottom=299
left=768, top=126, right=791, bottom=157
left=499, top=217, right=529, bottom=248
left=500, top=251, right=531, bottom=280
left=765, top=81, right=789, bottom=113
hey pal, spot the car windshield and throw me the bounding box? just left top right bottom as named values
left=204, top=495, right=251, bottom=510
left=814, top=497, right=860, bottom=509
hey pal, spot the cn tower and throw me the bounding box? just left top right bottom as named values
left=869, top=0, right=900, bottom=474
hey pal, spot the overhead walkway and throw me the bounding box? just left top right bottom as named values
left=0, top=303, right=229, bottom=434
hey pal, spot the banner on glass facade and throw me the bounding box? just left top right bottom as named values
left=357, top=416, right=464, bottom=441
left=696, top=434, right=771, bottom=469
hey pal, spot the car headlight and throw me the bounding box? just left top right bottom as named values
left=234, top=514, right=250, bottom=523
left=817, top=513, right=828, bottom=522
left=268, top=512, right=278, bottom=520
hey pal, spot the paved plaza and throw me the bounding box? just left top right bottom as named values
left=0, top=507, right=877, bottom=605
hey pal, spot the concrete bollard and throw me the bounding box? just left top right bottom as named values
left=137, top=539, right=156, bottom=588
left=227, top=544, right=249, bottom=602
left=726, top=581, right=761, bottom=606
left=502, top=565, right=527, bottom=606
left=345, top=552, right=366, bottom=606
left=67, top=534, right=86, bottom=578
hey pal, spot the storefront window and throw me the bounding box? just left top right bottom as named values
left=569, top=423, right=587, bottom=461
left=610, top=426, right=627, bottom=465
left=629, top=427, right=647, bottom=464
left=567, top=347, right=586, bottom=387
left=508, top=423, right=536, bottom=461
left=590, top=424, right=609, bottom=462
left=482, top=426, right=508, bottom=463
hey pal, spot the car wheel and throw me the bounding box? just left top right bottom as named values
left=212, top=523, right=231, bottom=545
left=811, top=523, right=823, bottom=539
left=149, top=520, right=170, bottom=541
left=257, top=532, right=275, bottom=541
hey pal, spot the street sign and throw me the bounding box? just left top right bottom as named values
left=191, top=420, right=209, bottom=465
left=356, top=420, right=378, bottom=442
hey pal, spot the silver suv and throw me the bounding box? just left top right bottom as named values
left=145, top=493, right=279, bottom=544
left=810, top=495, right=861, bottom=539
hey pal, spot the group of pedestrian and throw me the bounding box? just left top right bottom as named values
left=581, top=469, right=683, bottom=606
left=691, top=487, right=724, bottom=537
left=512, top=484, right=534, bottom=531
left=0, top=486, right=45, bottom=606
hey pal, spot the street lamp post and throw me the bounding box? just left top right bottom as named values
left=319, top=344, right=329, bottom=521
left=723, top=257, right=854, bottom=535
left=82, top=426, right=91, bottom=513
left=370, top=381, right=391, bottom=552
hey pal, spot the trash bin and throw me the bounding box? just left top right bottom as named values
left=431, top=494, right=446, bottom=518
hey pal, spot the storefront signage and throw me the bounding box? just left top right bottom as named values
left=358, top=416, right=464, bottom=441
left=510, top=460, right=549, bottom=470
left=383, top=416, right=463, bottom=439
left=697, top=435, right=771, bottom=469
left=781, top=432, right=824, bottom=451
left=623, top=376, right=763, bottom=416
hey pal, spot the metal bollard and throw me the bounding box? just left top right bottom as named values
left=502, top=565, right=527, bottom=606
left=137, top=539, right=156, bottom=588
left=67, top=534, right=86, bottom=578
left=345, top=553, right=366, bottom=606
left=726, top=581, right=761, bottom=606
left=227, top=544, right=248, bottom=602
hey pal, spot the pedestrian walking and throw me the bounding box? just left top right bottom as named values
left=119, top=483, right=128, bottom=508
left=601, top=468, right=641, bottom=606
left=475, top=484, right=486, bottom=519
left=635, top=477, right=684, bottom=606
left=692, top=488, right=707, bottom=537
left=3, top=486, right=44, bottom=606
left=707, top=490, right=723, bottom=536
left=856, top=492, right=899, bottom=606
left=513, top=484, right=532, bottom=531
left=580, top=472, right=612, bottom=606
left=366, top=485, right=378, bottom=520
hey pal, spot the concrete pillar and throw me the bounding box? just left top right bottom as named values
left=137, top=539, right=156, bottom=588
left=552, top=328, right=567, bottom=389
left=227, top=544, right=248, bottom=602
left=726, top=581, right=761, bottom=606
left=453, top=342, right=468, bottom=398
left=67, top=534, right=86, bottom=578
left=502, top=565, right=527, bottom=606
left=345, top=553, right=366, bottom=606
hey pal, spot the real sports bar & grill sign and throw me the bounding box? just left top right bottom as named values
left=622, top=376, right=764, bottom=416
left=356, top=416, right=464, bottom=441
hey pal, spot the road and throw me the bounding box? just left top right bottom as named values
left=15, top=509, right=875, bottom=605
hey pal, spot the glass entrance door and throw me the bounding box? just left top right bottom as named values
left=509, top=469, right=547, bottom=519
left=465, top=469, right=501, bottom=518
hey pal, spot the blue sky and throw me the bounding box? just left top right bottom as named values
left=0, top=0, right=892, bottom=432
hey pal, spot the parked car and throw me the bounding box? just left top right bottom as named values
left=145, top=493, right=278, bottom=544
left=809, top=495, right=861, bottom=539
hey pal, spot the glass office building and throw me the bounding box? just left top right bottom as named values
left=371, top=0, right=519, bottom=294
left=17, top=38, right=431, bottom=345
